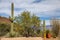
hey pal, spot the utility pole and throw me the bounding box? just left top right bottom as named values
left=43, top=20, right=46, bottom=40
left=10, top=3, right=14, bottom=36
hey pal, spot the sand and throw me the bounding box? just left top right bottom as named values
left=1, top=37, right=43, bottom=40
left=0, top=37, right=59, bottom=40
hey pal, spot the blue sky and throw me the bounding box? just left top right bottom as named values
left=0, top=0, right=60, bottom=25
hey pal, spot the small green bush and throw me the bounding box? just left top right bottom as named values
left=0, top=23, right=10, bottom=36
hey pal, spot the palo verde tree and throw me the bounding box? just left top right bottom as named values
left=31, top=14, right=41, bottom=36
left=15, top=11, right=41, bottom=37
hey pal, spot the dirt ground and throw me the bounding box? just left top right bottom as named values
left=0, top=37, right=59, bottom=40
left=1, top=37, right=43, bottom=40
left=46, top=37, right=59, bottom=40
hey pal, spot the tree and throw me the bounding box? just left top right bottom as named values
left=51, top=19, right=60, bottom=37
left=31, top=14, right=41, bottom=36
left=15, top=11, right=41, bottom=37
left=31, top=14, right=40, bottom=28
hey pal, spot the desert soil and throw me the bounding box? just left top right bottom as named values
left=0, top=37, right=59, bottom=40
left=46, top=37, right=59, bottom=40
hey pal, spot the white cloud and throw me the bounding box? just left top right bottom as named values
left=0, top=0, right=60, bottom=25
left=0, top=0, right=60, bottom=18
left=13, top=0, right=35, bottom=4
left=41, top=0, right=60, bottom=4
left=13, top=0, right=60, bottom=17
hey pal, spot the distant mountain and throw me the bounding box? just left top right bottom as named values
left=46, top=25, right=52, bottom=30
left=40, top=25, right=52, bottom=31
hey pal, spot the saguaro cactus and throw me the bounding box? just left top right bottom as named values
left=43, top=20, right=46, bottom=40
left=10, top=3, right=14, bottom=36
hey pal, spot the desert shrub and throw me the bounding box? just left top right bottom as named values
left=51, top=19, right=60, bottom=38
left=0, top=23, right=10, bottom=36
